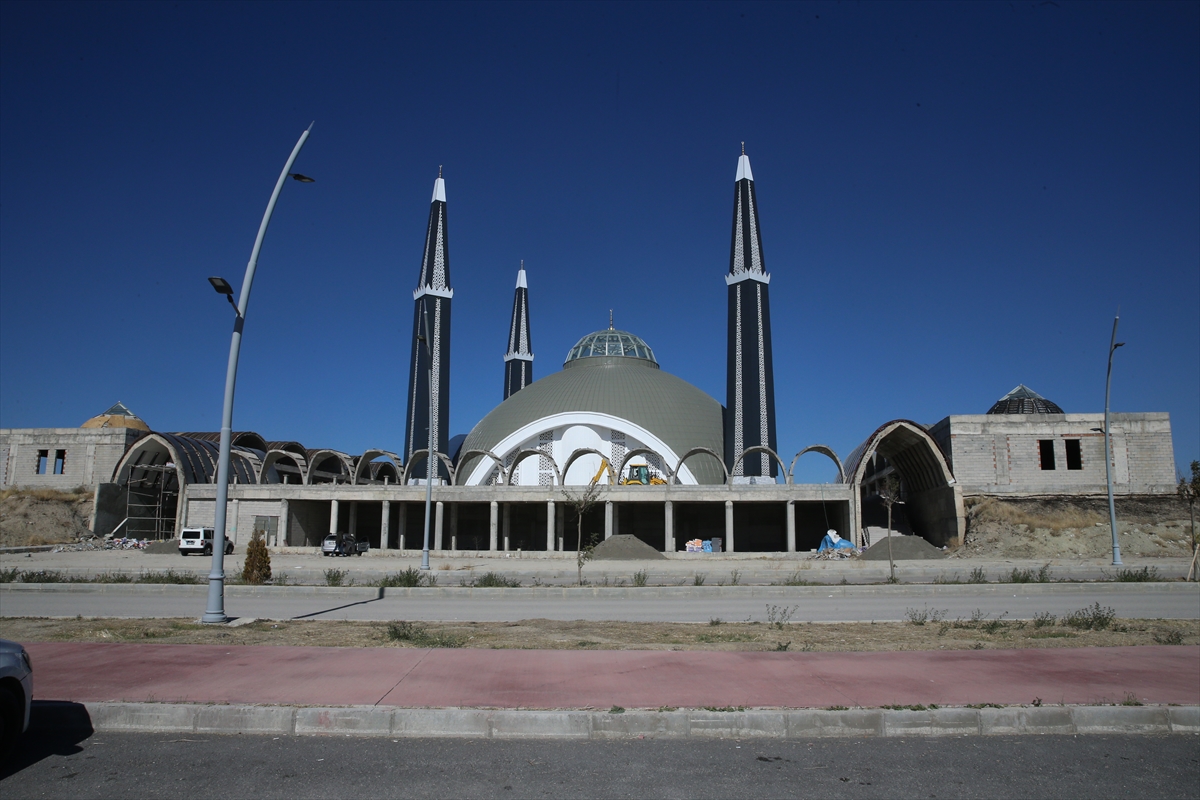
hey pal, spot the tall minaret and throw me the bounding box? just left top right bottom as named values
left=404, top=167, right=453, bottom=480
left=503, top=261, right=534, bottom=399
left=724, top=145, right=778, bottom=478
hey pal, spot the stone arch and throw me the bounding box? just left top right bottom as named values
left=561, top=447, right=615, bottom=486
left=260, top=450, right=307, bottom=484
left=617, top=447, right=674, bottom=484
left=401, top=450, right=457, bottom=485
left=728, top=446, right=788, bottom=486
left=842, top=420, right=963, bottom=547
left=674, top=447, right=728, bottom=486
left=305, top=450, right=354, bottom=485
left=353, top=450, right=402, bottom=485
left=789, top=445, right=845, bottom=484
left=506, top=447, right=561, bottom=487
left=455, top=449, right=507, bottom=486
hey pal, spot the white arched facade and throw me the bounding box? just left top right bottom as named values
left=462, top=411, right=699, bottom=486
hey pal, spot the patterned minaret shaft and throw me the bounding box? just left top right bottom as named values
left=404, top=169, right=453, bottom=480
left=724, top=148, right=778, bottom=478
left=503, top=262, right=534, bottom=399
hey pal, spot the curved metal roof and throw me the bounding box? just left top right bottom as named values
left=987, top=384, right=1063, bottom=415
left=462, top=356, right=725, bottom=484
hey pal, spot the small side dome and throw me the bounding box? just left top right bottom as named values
left=565, top=329, right=657, bottom=366
left=81, top=401, right=150, bottom=431
left=987, top=385, right=1063, bottom=415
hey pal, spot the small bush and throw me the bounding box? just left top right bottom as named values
left=18, top=569, right=69, bottom=583
left=967, top=567, right=988, bottom=584
left=1032, top=611, right=1057, bottom=628
left=241, top=532, right=272, bottom=585
left=728, top=569, right=741, bottom=586
left=774, top=641, right=791, bottom=651
left=0, top=567, right=20, bottom=583
left=324, top=568, right=349, bottom=587
left=632, top=569, right=648, bottom=587
left=1063, top=602, right=1117, bottom=631
left=137, top=569, right=202, bottom=585
left=1121, top=693, right=1143, bottom=707
left=692, top=573, right=706, bottom=586
left=1114, top=566, right=1160, bottom=582
left=1153, top=630, right=1184, bottom=645
left=709, top=617, right=724, bottom=626
left=609, top=706, right=625, bottom=714
left=778, top=570, right=814, bottom=586
left=470, top=571, right=521, bottom=588
left=766, top=604, right=798, bottom=629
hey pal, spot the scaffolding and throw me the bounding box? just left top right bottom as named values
left=124, top=463, right=178, bottom=540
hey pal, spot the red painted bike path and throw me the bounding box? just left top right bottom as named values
left=25, top=643, right=1200, bottom=709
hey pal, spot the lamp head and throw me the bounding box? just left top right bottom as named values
left=208, top=277, right=234, bottom=296
left=289, top=173, right=315, bottom=183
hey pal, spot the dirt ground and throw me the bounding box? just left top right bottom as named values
left=954, top=495, right=1196, bottom=560
left=1, top=615, right=1194, bottom=653
left=0, top=488, right=94, bottom=548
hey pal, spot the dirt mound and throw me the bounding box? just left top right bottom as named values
left=955, top=495, right=1195, bottom=559
left=591, top=534, right=666, bottom=560
left=0, top=488, right=94, bottom=548
left=861, top=535, right=947, bottom=561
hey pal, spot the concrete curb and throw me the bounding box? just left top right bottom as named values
left=40, top=703, right=1200, bottom=739
left=4, top=580, right=1197, bottom=602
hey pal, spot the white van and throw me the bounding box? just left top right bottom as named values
left=179, top=527, right=234, bottom=556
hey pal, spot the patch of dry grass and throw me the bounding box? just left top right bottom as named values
left=1, top=616, right=1194, bottom=653
left=967, top=497, right=1104, bottom=532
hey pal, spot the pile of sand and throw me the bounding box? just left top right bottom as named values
left=861, top=535, right=947, bottom=561
left=591, top=534, right=666, bottom=560
left=0, top=488, right=94, bottom=548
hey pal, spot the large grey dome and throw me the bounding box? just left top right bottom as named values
left=987, top=384, right=1064, bottom=415
left=461, top=356, right=726, bottom=484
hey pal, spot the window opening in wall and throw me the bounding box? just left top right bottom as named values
left=1064, top=439, right=1083, bottom=471
left=35, top=450, right=48, bottom=475
left=53, top=450, right=66, bottom=475
left=1038, top=440, right=1056, bottom=471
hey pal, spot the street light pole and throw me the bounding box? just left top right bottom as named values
left=202, top=124, right=314, bottom=624
left=1104, top=313, right=1125, bottom=567
left=419, top=304, right=435, bottom=571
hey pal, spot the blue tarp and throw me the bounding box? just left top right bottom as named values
left=818, top=534, right=854, bottom=552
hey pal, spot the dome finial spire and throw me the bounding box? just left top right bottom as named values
left=609, top=309, right=614, bottom=330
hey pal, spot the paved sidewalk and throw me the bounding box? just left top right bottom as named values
left=27, top=642, right=1200, bottom=709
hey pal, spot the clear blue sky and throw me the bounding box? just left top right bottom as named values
left=2, top=1, right=1197, bottom=482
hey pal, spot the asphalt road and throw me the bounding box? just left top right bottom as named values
left=2, top=584, right=1198, bottom=623
left=2, top=729, right=1197, bottom=799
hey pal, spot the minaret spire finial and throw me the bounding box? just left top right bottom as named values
left=741, top=141, right=745, bottom=155
left=609, top=309, right=613, bottom=330
left=438, top=164, right=442, bottom=178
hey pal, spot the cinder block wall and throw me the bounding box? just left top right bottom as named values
left=0, top=428, right=144, bottom=490
left=929, top=413, right=1174, bottom=495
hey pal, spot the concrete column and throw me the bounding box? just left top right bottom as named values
left=329, top=499, right=339, bottom=535
left=555, top=504, right=565, bottom=551
left=278, top=498, right=289, bottom=547
left=604, top=501, right=613, bottom=539
left=397, top=503, right=407, bottom=551
left=450, top=504, right=459, bottom=546
left=489, top=501, right=498, bottom=551
left=664, top=499, right=674, bottom=553
left=725, top=499, right=734, bottom=553
left=612, top=503, right=619, bottom=537
left=786, top=499, right=796, bottom=553
left=546, top=500, right=555, bottom=551
left=381, top=500, right=391, bottom=550
left=434, top=501, right=444, bottom=550
left=502, top=503, right=511, bottom=551
left=349, top=501, right=359, bottom=540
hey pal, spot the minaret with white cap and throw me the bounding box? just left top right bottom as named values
left=503, top=261, right=534, bottom=399
left=404, top=167, right=453, bottom=480
left=724, top=144, right=778, bottom=478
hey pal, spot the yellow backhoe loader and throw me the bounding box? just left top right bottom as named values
left=620, top=463, right=668, bottom=485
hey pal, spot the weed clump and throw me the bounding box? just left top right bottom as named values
left=631, top=569, right=649, bottom=587
left=378, top=568, right=436, bottom=588
left=324, top=568, right=349, bottom=587
left=384, top=620, right=463, bottom=647
left=1113, top=566, right=1160, bottom=582
left=1063, top=602, right=1117, bottom=631
left=468, top=571, right=521, bottom=588
left=904, top=606, right=947, bottom=626
left=1008, top=564, right=1052, bottom=583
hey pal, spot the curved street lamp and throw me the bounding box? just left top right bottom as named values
left=1104, top=313, right=1125, bottom=567
left=203, top=125, right=315, bottom=624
